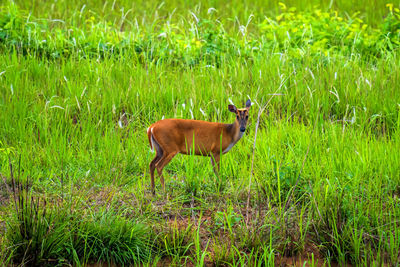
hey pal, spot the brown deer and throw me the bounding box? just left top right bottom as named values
left=147, top=99, right=251, bottom=194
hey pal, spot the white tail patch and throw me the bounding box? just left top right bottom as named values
left=147, top=127, right=155, bottom=152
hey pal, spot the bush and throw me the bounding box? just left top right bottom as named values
left=0, top=2, right=399, bottom=64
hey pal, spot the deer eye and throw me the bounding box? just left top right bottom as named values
left=246, top=115, right=249, bottom=119
left=236, top=115, right=239, bottom=119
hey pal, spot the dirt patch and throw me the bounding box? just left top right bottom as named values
left=160, top=209, right=336, bottom=267
left=277, top=255, right=353, bottom=267
left=277, top=255, right=327, bottom=267
left=276, top=242, right=346, bottom=267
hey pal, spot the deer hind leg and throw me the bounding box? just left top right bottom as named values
left=150, top=154, right=161, bottom=195
left=150, top=135, right=163, bottom=195
left=155, top=151, right=178, bottom=192
left=210, top=152, right=221, bottom=177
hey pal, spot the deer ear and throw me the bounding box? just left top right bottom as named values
left=245, top=99, right=251, bottom=109
left=228, top=105, right=237, bottom=113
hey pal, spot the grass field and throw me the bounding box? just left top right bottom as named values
left=1, top=0, right=400, bottom=266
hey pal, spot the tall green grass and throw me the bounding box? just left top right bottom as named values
left=1, top=0, right=400, bottom=266
left=1, top=1, right=399, bottom=63
left=3, top=164, right=155, bottom=266
left=11, top=0, right=396, bottom=27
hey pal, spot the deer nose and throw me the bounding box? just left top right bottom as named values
left=240, top=127, right=246, bottom=132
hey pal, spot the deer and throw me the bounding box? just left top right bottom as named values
left=147, top=99, right=251, bottom=194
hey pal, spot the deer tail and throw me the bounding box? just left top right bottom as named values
left=147, top=127, right=153, bottom=151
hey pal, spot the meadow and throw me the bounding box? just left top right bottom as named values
left=0, top=0, right=400, bottom=266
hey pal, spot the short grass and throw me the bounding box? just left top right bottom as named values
left=1, top=0, right=400, bottom=266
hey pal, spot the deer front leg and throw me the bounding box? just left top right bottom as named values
left=210, top=152, right=221, bottom=176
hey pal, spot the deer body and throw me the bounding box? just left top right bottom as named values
left=147, top=100, right=251, bottom=194
left=148, top=119, right=244, bottom=156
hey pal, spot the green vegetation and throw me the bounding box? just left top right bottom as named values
left=5, top=175, right=154, bottom=265
left=0, top=0, right=399, bottom=265
left=1, top=1, right=400, bottom=63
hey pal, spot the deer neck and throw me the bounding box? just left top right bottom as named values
left=221, top=120, right=243, bottom=154
left=227, top=120, right=244, bottom=143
